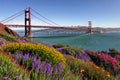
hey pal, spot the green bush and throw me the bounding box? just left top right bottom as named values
left=0, top=34, right=17, bottom=42
left=53, top=44, right=70, bottom=48
left=65, top=55, right=111, bottom=80
left=109, top=48, right=119, bottom=56
left=63, top=47, right=84, bottom=56
left=0, top=52, right=29, bottom=79
left=2, top=43, right=66, bottom=67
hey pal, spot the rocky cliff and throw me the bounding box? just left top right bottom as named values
left=0, top=23, right=19, bottom=38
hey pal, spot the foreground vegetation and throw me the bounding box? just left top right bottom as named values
left=0, top=34, right=120, bottom=80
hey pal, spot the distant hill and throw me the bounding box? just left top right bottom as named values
left=0, top=23, right=19, bottom=37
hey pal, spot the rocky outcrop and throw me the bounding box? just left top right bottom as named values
left=0, top=23, right=19, bottom=38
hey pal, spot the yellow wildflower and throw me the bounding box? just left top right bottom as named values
left=95, top=66, right=99, bottom=69
left=101, top=68, right=105, bottom=72
left=80, top=69, right=85, bottom=73
left=1, top=42, right=66, bottom=67
left=106, top=72, right=110, bottom=78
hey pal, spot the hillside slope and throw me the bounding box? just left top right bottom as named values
left=0, top=23, right=19, bottom=37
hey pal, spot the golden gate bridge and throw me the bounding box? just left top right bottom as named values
left=0, top=7, right=92, bottom=37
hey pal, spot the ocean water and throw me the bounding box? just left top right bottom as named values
left=16, top=30, right=120, bottom=51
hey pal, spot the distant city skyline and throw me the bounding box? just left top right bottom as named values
left=0, top=0, right=120, bottom=28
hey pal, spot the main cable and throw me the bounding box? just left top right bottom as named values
left=31, top=8, right=60, bottom=26
left=2, top=12, right=24, bottom=23
left=31, top=13, right=53, bottom=25
left=0, top=10, right=24, bottom=23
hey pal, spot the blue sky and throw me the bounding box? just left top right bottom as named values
left=0, top=0, right=120, bottom=28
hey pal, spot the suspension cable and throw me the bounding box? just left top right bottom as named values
left=2, top=12, right=24, bottom=23
left=0, top=10, right=24, bottom=23
left=31, top=8, right=60, bottom=26
left=31, top=13, right=53, bottom=25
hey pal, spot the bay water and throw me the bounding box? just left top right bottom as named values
left=16, top=30, right=120, bottom=51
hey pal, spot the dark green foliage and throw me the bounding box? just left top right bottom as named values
left=53, top=44, right=84, bottom=56
left=63, top=47, right=84, bottom=56
left=53, top=44, right=70, bottom=48
left=0, top=34, right=17, bottom=42
left=87, top=52, right=97, bottom=61
left=109, top=48, right=119, bottom=56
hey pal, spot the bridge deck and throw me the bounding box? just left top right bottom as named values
left=5, top=24, right=89, bottom=31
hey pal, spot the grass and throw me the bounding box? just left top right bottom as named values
left=0, top=34, right=17, bottom=42
left=65, top=55, right=111, bottom=80
left=0, top=52, right=29, bottom=79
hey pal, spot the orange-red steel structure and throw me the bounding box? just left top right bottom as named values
left=88, top=21, right=92, bottom=33
left=25, top=8, right=32, bottom=37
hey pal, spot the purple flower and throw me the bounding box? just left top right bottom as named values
left=32, top=60, right=42, bottom=71
left=32, top=55, right=37, bottom=62
left=44, top=63, right=52, bottom=74
left=18, top=39, right=27, bottom=42
left=0, top=38, right=8, bottom=46
left=57, top=62, right=63, bottom=69
left=14, top=74, right=19, bottom=79
left=15, top=53, right=22, bottom=59
left=3, top=76, right=8, bottom=80
left=76, top=53, right=91, bottom=61
left=115, top=54, right=120, bottom=60
left=23, top=53, right=30, bottom=61
left=18, top=51, right=23, bottom=54
left=36, top=60, right=42, bottom=70
left=48, top=67, right=53, bottom=75
left=32, top=61, right=36, bottom=69
left=54, top=62, right=63, bottom=72
left=56, top=48, right=67, bottom=55
left=81, top=73, right=84, bottom=77
left=56, top=62, right=63, bottom=77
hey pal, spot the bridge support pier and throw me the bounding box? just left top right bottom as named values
left=25, top=8, right=31, bottom=37
left=88, top=21, right=92, bottom=33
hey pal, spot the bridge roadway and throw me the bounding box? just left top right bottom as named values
left=5, top=24, right=89, bottom=31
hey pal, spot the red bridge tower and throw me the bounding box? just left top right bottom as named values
left=88, top=21, right=92, bottom=33
left=25, top=8, right=31, bottom=37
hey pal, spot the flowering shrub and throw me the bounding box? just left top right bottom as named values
left=14, top=51, right=64, bottom=79
left=56, top=47, right=67, bottom=55
left=86, top=50, right=120, bottom=75
left=62, top=47, right=84, bottom=56
left=2, top=43, right=66, bottom=66
left=53, top=44, right=69, bottom=48
left=18, top=39, right=28, bottom=42
left=0, top=52, right=29, bottom=79
left=75, top=52, right=91, bottom=61
left=0, top=38, right=8, bottom=46
left=56, top=47, right=91, bottom=61
left=115, top=54, right=120, bottom=60
left=65, top=55, right=111, bottom=80
left=109, top=48, right=119, bottom=56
